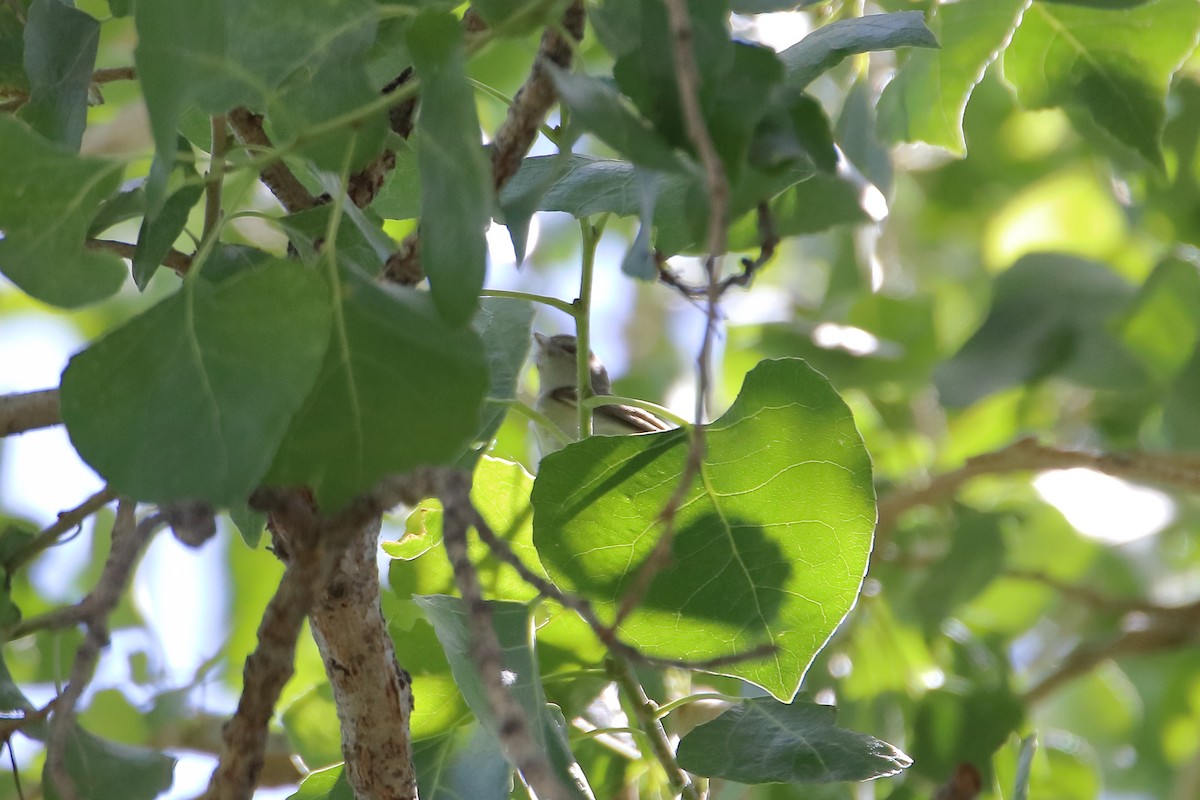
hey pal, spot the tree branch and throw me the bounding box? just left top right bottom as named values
left=876, top=437, right=1200, bottom=539
left=438, top=471, right=567, bottom=800
left=87, top=238, right=192, bottom=275
left=1023, top=600, right=1200, bottom=705
left=382, top=2, right=586, bottom=285
left=0, top=389, right=61, bottom=436
left=489, top=0, right=585, bottom=189
left=307, top=516, right=419, bottom=800
left=227, top=107, right=322, bottom=214
left=45, top=502, right=162, bottom=800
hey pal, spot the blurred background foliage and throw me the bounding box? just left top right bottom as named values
left=1, top=0, right=1200, bottom=798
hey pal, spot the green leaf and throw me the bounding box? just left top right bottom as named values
left=1116, top=255, right=1200, bottom=381
left=269, top=58, right=388, bottom=173
left=408, top=10, right=490, bottom=327
left=607, top=0, right=732, bottom=152
left=1004, top=0, right=1200, bottom=169
left=727, top=171, right=869, bottom=250
left=460, top=298, right=535, bottom=467
left=0, top=6, right=27, bottom=94
left=228, top=505, right=266, bottom=549
left=471, top=0, right=569, bottom=34
left=911, top=509, right=1007, bottom=634
left=877, top=0, right=1030, bottom=155
left=371, top=140, right=421, bottom=220
left=288, top=764, right=354, bottom=800
left=61, top=261, right=332, bottom=506
left=413, top=724, right=511, bottom=800
left=133, top=183, right=202, bottom=289
left=779, top=12, right=938, bottom=90
left=279, top=204, right=387, bottom=277
left=267, top=272, right=488, bottom=512
left=548, top=69, right=685, bottom=172
left=935, top=253, right=1145, bottom=408
left=88, top=186, right=147, bottom=237
left=910, top=683, right=1024, bottom=783
left=0, top=116, right=126, bottom=307
left=43, top=725, right=176, bottom=800
left=0, top=652, right=36, bottom=732
left=19, top=0, right=99, bottom=149
left=387, top=456, right=545, bottom=600
left=282, top=684, right=343, bottom=770
left=676, top=699, right=911, bottom=783
left=134, top=0, right=381, bottom=195
left=533, top=359, right=875, bottom=700
left=414, top=596, right=588, bottom=799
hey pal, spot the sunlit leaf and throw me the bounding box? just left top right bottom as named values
left=387, top=456, right=544, bottom=600
left=779, top=12, right=937, bottom=90
left=1005, top=0, right=1200, bottom=169
left=877, top=0, right=1029, bottom=155
left=533, top=359, right=875, bottom=700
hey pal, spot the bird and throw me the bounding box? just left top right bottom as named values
left=532, top=332, right=672, bottom=458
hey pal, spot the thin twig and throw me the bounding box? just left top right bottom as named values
left=608, top=656, right=701, bottom=800
left=87, top=238, right=192, bottom=275
left=8, top=486, right=115, bottom=576
left=615, top=0, right=732, bottom=629
left=469, top=506, right=774, bottom=672
left=438, top=472, right=567, bottom=800
left=91, top=67, right=135, bottom=84
left=45, top=503, right=161, bottom=800
left=0, top=389, right=61, bottom=436
left=657, top=203, right=779, bottom=296
left=203, top=115, right=227, bottom=240
left=202, top=491, right=325, bottom=800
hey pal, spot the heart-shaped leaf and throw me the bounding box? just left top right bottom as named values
left=532, top=358, right=875, bottom=700
left=61, top=261, right=331, bottom=506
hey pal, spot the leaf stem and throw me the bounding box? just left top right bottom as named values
left=653, top=692, right=740, bottom=719
left=479, top=288, right=576, bottom=317
left=202, top=114, right=227, bottom=243
left=496, top=399, right=573, bottom=447
left=575, top=216, right=606, bottom=438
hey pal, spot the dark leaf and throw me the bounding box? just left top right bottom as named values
left=408, top=10, right=490, bottom=326
left=676, top=699, right=911, bottom=783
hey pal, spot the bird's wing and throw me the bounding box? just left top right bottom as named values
left=550, top=387, right=673, bottom=433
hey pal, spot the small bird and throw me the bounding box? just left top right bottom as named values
left=532, top=332, right=672, bottom=458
